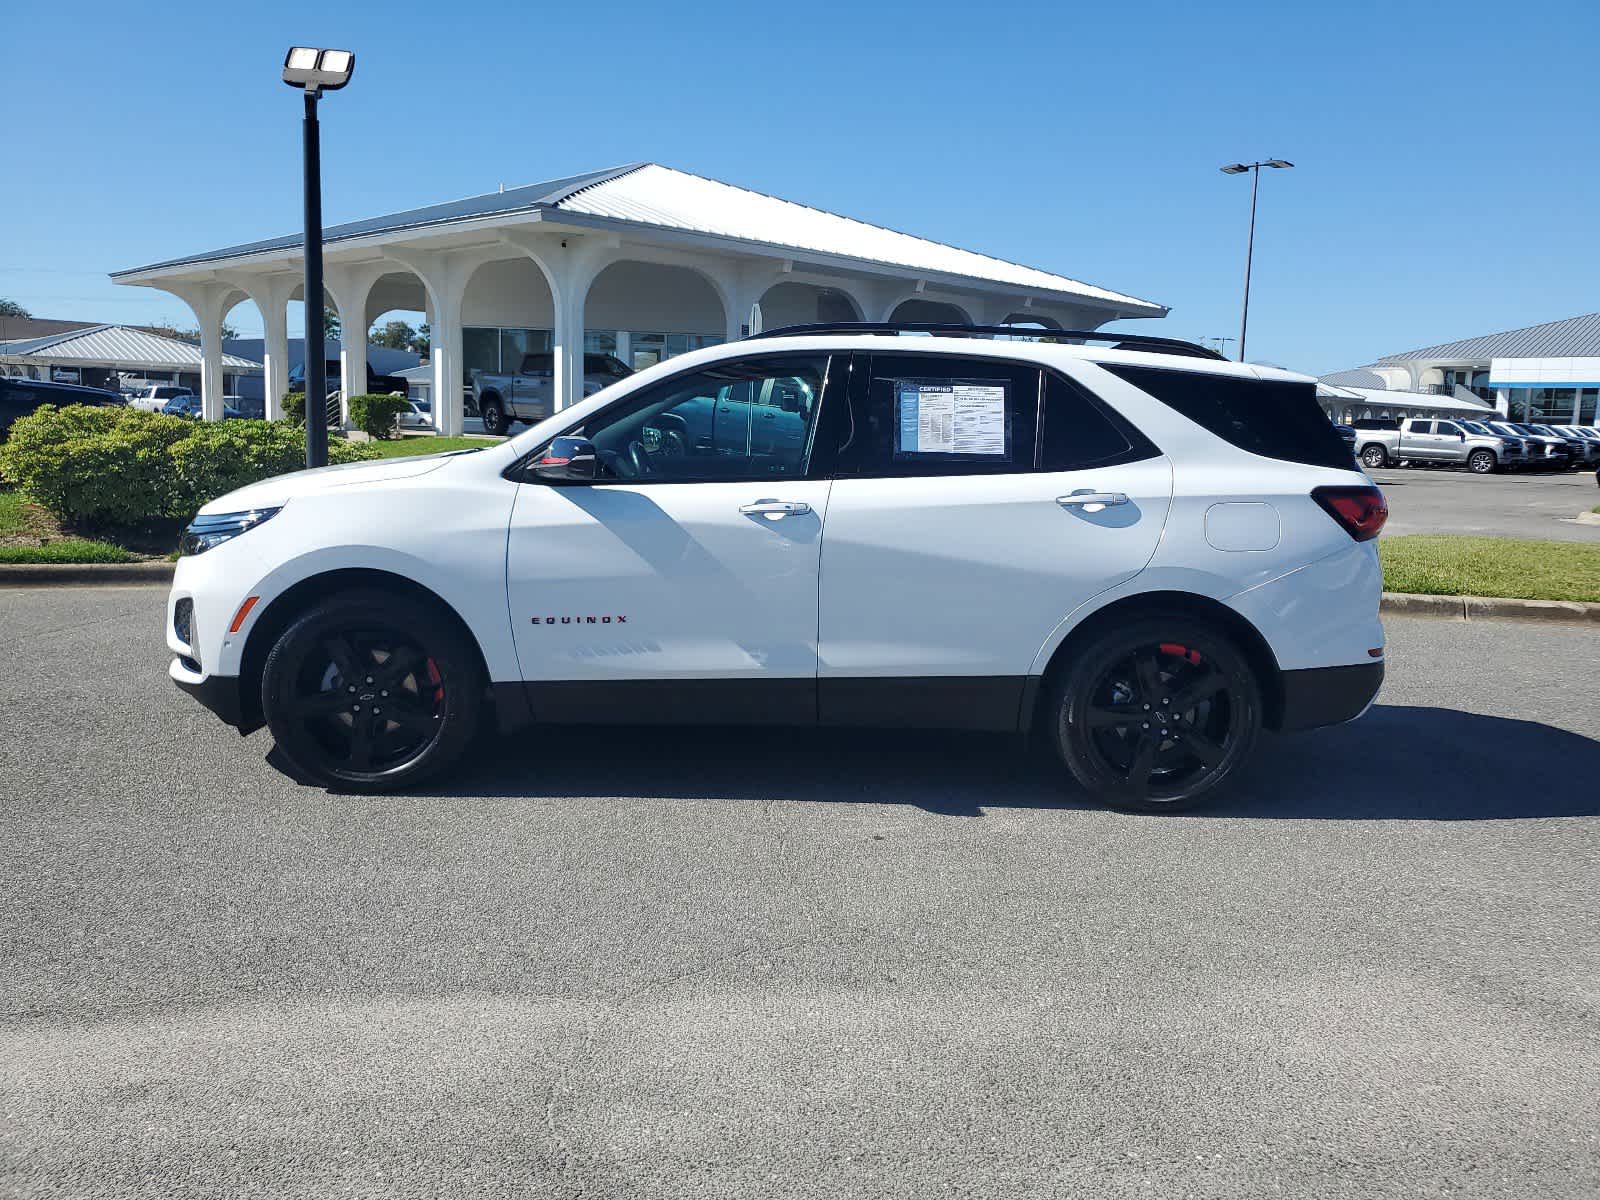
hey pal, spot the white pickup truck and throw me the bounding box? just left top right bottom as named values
left=471, top=352, right=631, bottom=435
left=1353, top=417, right=1522, bottom=473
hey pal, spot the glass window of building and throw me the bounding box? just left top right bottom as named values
left=1579, top=388, right=1597, bottom=425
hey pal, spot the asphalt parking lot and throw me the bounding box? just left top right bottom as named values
left=1370, top=465, right=1600, bottom=542
left=2, top=585, right=1597, bottom=1199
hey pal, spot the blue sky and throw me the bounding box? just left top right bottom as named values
left=5, top=0, right=1596, bottom=375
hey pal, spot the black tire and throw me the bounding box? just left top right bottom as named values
left=479, top=397, right=508, bottom=436
left=260, top=588, right=484, bottom=792
left=1051, top=617, right=1262, bottom=813
left=1467, top=449, right=1497, bottom=474
left=1360, top=445, right=1387, bottom=469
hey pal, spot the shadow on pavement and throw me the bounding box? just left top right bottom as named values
left=408, top=703, right=1599, bottom=821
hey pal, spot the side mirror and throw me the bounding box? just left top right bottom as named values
left=533, top=436, right=598, bottom=483
left=1457, top=431, right=1465, bottom=440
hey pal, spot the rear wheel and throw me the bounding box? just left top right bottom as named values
left=1360, top=445, right=1387, bottom=469
left=1052, top=618, right=1262, bottom=813
left=1468, top=449, right=1497, bottom=474
left=261, top=589, right=484, bottom=792
left=479, top=398, right=508, bottom=436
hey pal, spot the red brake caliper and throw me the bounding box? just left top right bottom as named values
left=425, top=658, right=444, bottom=704
left=1159, top=642, right=1203, bottom=666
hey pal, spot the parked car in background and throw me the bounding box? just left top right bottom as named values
left=473, top=352, right=633, bottom=436
left=1354, top=417, right=1513, bottom=473
left=287, top=360, right=410, bottom=399
left=162, top=394, right=241, bottom=421
left=1529, top=423, right=1598, bottom=467
left=0, top=377, right=123, bottom=438
left=1555, top=426, right=1600, bottom=466
left=1490, top=422, right=1573, bottom=470
left=128, top=384, right=193, bottom=413
left=1334, top=424, right=1358, bottom=460
left=397, top=400, right=433, bottom=431
left=233, top=396, right=266, bottom=420
left=1457, top=420, right=1530, bottom=468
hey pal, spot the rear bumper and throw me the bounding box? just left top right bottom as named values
left=1277, top=661, right=1384, bottom=732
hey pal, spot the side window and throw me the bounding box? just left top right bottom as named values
left=1040, top=370, right=1158, bottom=471
left=1435, top=422, right=1459, bottom=436
left=840, top=353, right=1040, bottom=477
left=520, top=353, right=553, bottom=376
left=574, top=355, right=829, bottom=483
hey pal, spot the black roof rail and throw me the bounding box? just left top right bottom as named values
left=748, top=321, right=1228, bottom=361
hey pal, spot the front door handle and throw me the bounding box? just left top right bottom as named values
left=740, top=499, right=813, bottom=520
left=1056, top=492, right=1129, bottom=509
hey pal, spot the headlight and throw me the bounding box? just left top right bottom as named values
left=179, top=506, right=281, bottom=556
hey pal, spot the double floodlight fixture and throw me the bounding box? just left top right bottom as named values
left=281, top=47, right=355, bottom=95
left=1221, top=159, right=1293, bottom=174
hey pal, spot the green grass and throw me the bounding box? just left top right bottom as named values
left=0, top=489, right=139, bottom=564
left=0, top=540, right=136, bottom=564
left=1380, top=535, right=1600, bottom=603
left=364, top=436, right=494, bottom=459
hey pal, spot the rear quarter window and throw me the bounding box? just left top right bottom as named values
left=1101, top=363, right=1352, bottom=471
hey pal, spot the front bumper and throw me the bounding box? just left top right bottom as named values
left=1277, top=661, right=1384, bottom=732
left=169, top=657, right=252, bottom=732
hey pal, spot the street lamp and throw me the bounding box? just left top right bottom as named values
left=283, top=47, right=355, bottom=468
left=1220, top=158, right=1293, bottom=362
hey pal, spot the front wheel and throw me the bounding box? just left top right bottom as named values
left=1468, top=449, right=1497, bottom=474
left=261, top=589, right=484, bottom=792
left=479, top=398, right=508, bottom=436
left=1360, top=445, right=1387, bottom=470
left=1052, top=618, right=1262, bottom=813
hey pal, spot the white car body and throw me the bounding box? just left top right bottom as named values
left=167, top=331, right=1386, bottom=804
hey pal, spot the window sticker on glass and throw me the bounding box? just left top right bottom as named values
left=894, top=379, right=1010, bottom=457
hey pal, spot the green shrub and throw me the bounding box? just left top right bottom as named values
left=0, top=405, right=379, bottom=526
left=281, top=391, right=305, bottom=424
left=348, top=392, right=411, bottom=439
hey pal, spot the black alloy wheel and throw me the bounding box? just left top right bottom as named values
left=1360, top=445, right=1387, bottom=470
left=261, top=590, right=483, bottom=791
left=479, top=399, right=508, bottom=436
left=1053, top=618, right=1261, bottom=813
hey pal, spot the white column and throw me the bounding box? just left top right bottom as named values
left=433, top=292, right=463, bottom=436
left=614, top=330, right=631, bottom=369
left=168, top=282, right=236, bottom=422
left=262, top=303, right=290, bottom=421
left=325, top=265, right=385, bottom=428
left=550, top=276, right=586, bottom=411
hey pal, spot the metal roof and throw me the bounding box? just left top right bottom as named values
left=113, top=162, right=1165, bottom=314
left=1372, top=312, right=1600, bottom=365
left=0, top=325, right=259, bottom=371
left=114, top=164, right=645, bottom=276
left=1318, top=367, right=1389, bottom=390
left=1325, top=385, right=1494, bottom=415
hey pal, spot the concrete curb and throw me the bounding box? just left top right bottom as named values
left=1382, top=591, right=1600, bottom=626
left=0, top=561, right=175, bottom=587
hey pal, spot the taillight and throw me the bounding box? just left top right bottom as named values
left=1312, top=485, right=1387, bottom=542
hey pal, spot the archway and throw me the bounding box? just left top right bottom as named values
left=887, top=297, right=972, bottom=325
left=755, top=282, right=862, bottom=331
left=585, top=261, right=726, bottom=372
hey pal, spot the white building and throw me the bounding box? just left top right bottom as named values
left=1322, top=312, right=1600, bottom=426
left=0, top=323, right=260, bottom=395
left=111, top=162, right=1167, bottom=431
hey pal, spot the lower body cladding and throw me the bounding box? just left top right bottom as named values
left=174, top=663, right=1383, bottom=739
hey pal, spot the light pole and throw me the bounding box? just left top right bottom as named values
left=282, top=47, right=355, bottom=468
left=1220, top=158, right=1293, bottom=363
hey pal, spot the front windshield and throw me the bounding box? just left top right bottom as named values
left=1459, top=421, right=1488, bottom=434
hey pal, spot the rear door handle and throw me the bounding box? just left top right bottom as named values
left=740, top=499, right=812, bottom=519
left=1056, top=492, right=1129, bottom=508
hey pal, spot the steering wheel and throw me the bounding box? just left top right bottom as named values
left=626, top=439, right=653, bottom=478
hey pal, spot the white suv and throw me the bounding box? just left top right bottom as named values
left=166, top=325, right=1387, bottom=812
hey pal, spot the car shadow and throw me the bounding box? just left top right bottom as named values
left=402, top=703, right=1599, bottom=821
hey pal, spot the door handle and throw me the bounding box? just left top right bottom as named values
left=740, top=499, right=812, bottom=519
left=1056, top=492, right=1129, bottom=509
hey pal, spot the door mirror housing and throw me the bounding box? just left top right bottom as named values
left=533, top=436, right=598, bottom=483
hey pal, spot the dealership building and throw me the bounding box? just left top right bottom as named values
left=110, top=162, right=1168, bottom=432
left=1321, top=312, right=1600, bottom=427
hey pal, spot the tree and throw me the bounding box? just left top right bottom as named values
left=322, top=307, right=341, bottom=341
left=149, top=321, right=240, bottom=342
left=369, top=319, right=416, bottom=350
left=0, top=298, right=30, bottom=319
left=410, top=323, right=430, bottom=357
